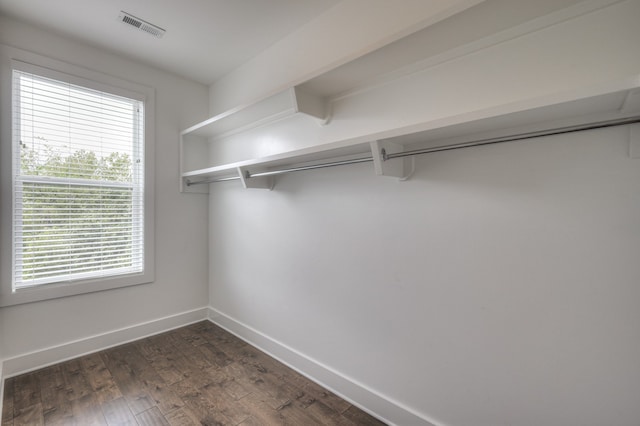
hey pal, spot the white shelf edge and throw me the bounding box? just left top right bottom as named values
left=377, top=74, right=640, bottom=144
left=182, top=138, right=373, bottom=179
left=181, top=86, right=326, bottom=140
left=181, top=74, right=640, bottom=184
left=181, top=105, right=244, bottom=136
left=207, top=107, right=297, bottom=142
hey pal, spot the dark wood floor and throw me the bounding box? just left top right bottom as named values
left=2, top=321, right=385, bottom=426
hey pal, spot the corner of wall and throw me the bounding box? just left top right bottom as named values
left=206, top=307, right=440, bottom=426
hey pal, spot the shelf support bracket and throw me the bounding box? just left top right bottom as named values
left=370, top=140, right=407, bottom=179
left=237, top=167, right=273, bottom=190
left=630, top=123, right=640, bottom=159
left=293, top=86, right=329, bottom=126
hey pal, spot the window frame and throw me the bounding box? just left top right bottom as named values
left=0, top=46, right=155, bottom=307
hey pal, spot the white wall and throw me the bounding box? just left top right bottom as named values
left=209, top=125, right=640, bottom=426
left=206, top=2, right=640, bottom=424
left=0, top=16, right=210, bottom=366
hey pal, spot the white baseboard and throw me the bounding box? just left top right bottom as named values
left=2, top=306, right=209, bottom=378
left=207, top=307, right=438, bottom=426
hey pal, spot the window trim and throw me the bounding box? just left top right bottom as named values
left=0, top=46, right=155, bottom=307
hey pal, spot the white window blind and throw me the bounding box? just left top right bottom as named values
left=12, top=68, right=145, bottom=289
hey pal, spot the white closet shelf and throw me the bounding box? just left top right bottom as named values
left=180, top=75, right=640, bottom=192
left=181, top=86, right=326, bottom=141
left=182, top=142, right=371, bottom=180
left=382, top=76, right=640, bottom=147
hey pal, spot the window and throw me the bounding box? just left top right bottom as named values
left=0, top=52, right=154, bottom=306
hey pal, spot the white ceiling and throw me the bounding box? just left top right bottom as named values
left=0, top=0, right=340, bottom=85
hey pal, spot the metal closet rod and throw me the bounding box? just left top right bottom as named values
left=186, top=157, right=374, bottom=185
left=186, top=115, right=640, bottom=186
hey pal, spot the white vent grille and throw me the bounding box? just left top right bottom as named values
left=118, top=12, right=165, bottom=38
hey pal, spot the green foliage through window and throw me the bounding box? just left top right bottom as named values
left=18, top=143, right=136, bottom=282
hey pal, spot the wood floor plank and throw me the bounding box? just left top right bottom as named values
left=301, top=400, right=356, bottom=426
left=234, top=358, right=306, bottom=410
left=12, top=403, right=44, bottom=426
left=284, top=371, right=352, bottom=414
left=13, top=373, right=40, bottom=409
left=243, top=387, right=294, bottom=414
left=81, top=353, right=123, bottom=404
left=100, top=396, right=138, bottom=426
left=2, top=377, right=15, bottom=426
left=68, top=393, right=107, bottom=425
left=236, top=416, right=266, bottom=426
left=3, top=321, right=387, bottom=426
left=341, top=405, right=387, bottom=425
left=100, top=348, right=156, bottom=415
left=220, top=377, right=251, bottom=401
left=307, top=382, right=352, bottom=414
left=174, top=324, right=209, bottom=347
left=197, top=326, right=249, bottom=359
left=114, top=343, right=184, bottom=415
left=158, top=344, right=215, bottom=390
left=61, top=359, right=93, bottom=402
left=163, top=406, right=201, bottom=426
left=170, top=379, right=233, bottom=426
left=237, top=392, right=285, bottom=425
left=272, top=396, right=357, bottom=426
left=150, top=358, right=187, bottom=386
left=169, top=332, right=216, bottom=372
left=135, top=335, right=165, bottom=360
left=135, top=333, right=175, bottom=361
left=136, top=406, right=170, bottom=426
left=196, top=342, right=234, bottom=369
left=220, top=362, right=292, bottom=410
left=197, top=365, right=252, bottom=403
left=134, top=334, right=187, bottom=385
left=38, top=365, right=73, bottom=425
left=199, top=383, right=251, bottom=425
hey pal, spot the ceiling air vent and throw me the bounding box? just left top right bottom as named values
left=118, top=11, right=165, bottom=38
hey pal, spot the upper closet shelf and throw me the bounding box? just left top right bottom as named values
left=180, top=75, right=640, bottom=193
left=181, top=86, right=326, bottom=141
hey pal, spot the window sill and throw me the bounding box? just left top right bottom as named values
left=0, top=271, right=154, bottom=307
